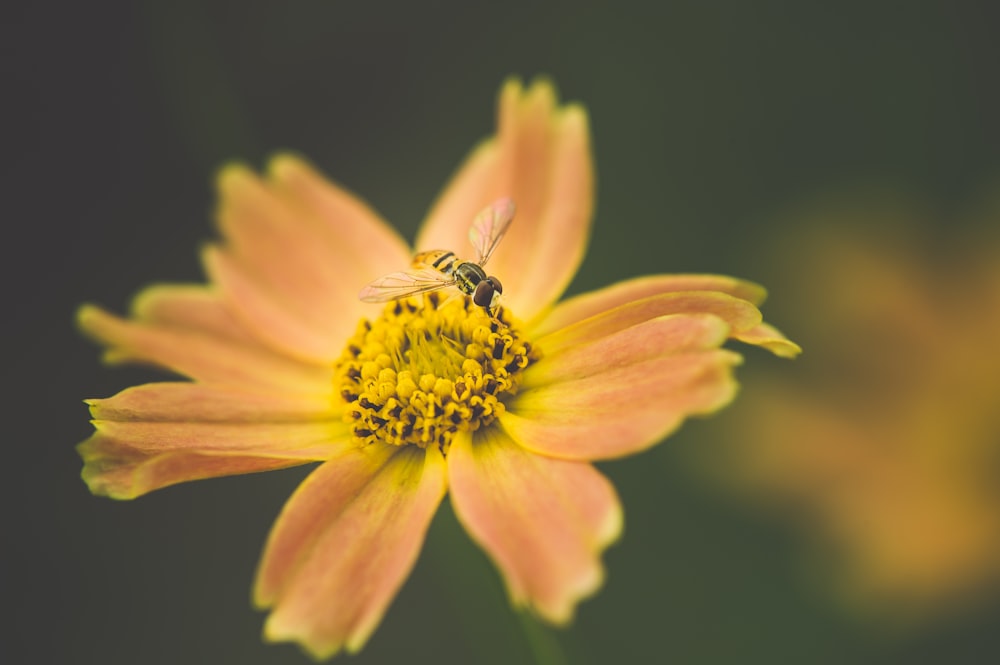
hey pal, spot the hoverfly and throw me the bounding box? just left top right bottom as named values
left=359, top=198, right=515, bottom=316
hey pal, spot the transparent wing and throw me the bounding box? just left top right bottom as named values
left=358, top=267, right=455, bottom=303
left=468, top=197, right=516, bottom=266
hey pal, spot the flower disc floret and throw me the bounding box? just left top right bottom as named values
left=335, top=293, right=539, bottom=451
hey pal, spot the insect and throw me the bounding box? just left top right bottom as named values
left=359, top=197, right=516, bottom=316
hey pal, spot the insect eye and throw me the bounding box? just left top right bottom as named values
left=473, top=280, right=495, bottom=307
left=488, top=276, right=502, bottom=294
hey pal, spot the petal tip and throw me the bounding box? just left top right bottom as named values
left=767, top=339, right=803, bottom=358
left=529, top=562, right=605, bottom=626
left=747, top=282, right=769, bottom=305
left=500, top=75, right=525, bottom=100
left=266, top=153, right=310, bottom=182
left=76, top=303, right=120, bottom=343
left=215, top=162, right=255, bottom=192
left=198, top=243, right=226, bottom=282
left=525, top=75, right=558, bottom=104
left=76, top=303, right=102, bottom=328
left=250, top=586, right=270, bottom=612
left=599, top=500, right=625, bottom=549
left=77, top=455, right=136, bottom=501
left=558, top=102, right=590, bottom=131
left=732, top=322, right=802, bottom=358
left=263, top=615, right=343, bottom=662
left=500, top=75, right=561, bottom=117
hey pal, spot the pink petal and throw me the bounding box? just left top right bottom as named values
left=521, top=313, right=732, bottom=390
left=209, top=156, right=411, bottom=362
left=129, top=284, right=262, bottom=346
left=78, top=440, right=322, bottom=500
left=417, top=78, right=594, bottom=321
left=87, top=382, right=336, bottom=423
left=732, top=322, right=803, bottom=358
left=79, top=382, right=348, bottom=499
left=448, top=428, right=622, bottom=623
left=257, top=444, right=447, bottom=659
left=266, top=156, right=412, bottom=282
left=531, top=274, right=768, bottom=338
left=89, top=421, right=346, bottom=458
left=202, top=246, right=347, bottom=363
left=535, top=291, right=762, bottom=357
left=89, top=422, right=343, bottom=459
left=502, top=350, right=743, bottom=460
left=77, top=304, right=334, bottom=393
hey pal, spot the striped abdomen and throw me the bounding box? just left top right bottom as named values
left=413, top=249, right=499, bottom=308
left=413, top=249, right=462, bottom=276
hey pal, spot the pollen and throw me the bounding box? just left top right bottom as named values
left=334, top=293, right=539, bottom=452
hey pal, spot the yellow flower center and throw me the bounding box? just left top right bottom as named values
left=334, top=293, right=539, bottom=452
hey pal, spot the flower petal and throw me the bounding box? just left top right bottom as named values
left=732, top=321, right=803, bottom=358
left=202, top=246, right=346, bottom=363
left=209, top=156, right=411, bottom=363
left=79, top=441, right=311, bottom=501
left=130, top=284, right=262, bottom=346
left=87, top=382, right=336, bottom=423
left=448, top=427, right=622, bottom=624
left=257, top=444, right=446, bottom=660
left=521, top=313, right=731, bottom=390
left=535, top=291, right=761, bottom=357
left=90, top=420, right=344, bottom=460
left=266, top=155, right=413, bottom=282
left=77, top=304, right=334, bottom=393
left=417, top=78, right=594, bottom=321
left=531, top=274, right=768, bottom=338
left=503, top=350, right=743, bottom=460
left=79, top=383, right=347, bottom=499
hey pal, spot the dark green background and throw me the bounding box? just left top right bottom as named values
left=6, top=1, right=1000, bottom=663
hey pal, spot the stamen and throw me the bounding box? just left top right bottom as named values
left=334, top=294, right=539, bottom=453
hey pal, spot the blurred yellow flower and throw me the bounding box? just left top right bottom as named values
left=698, top=207, right=1000, bottom=617
left=77, top=78, right=797, bottom=659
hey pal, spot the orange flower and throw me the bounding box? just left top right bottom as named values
left=699, top=217, right=1000, bottom=617
left=77, top=78, right=798, bottom=659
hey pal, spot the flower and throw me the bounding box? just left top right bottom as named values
left=695, top=215, right=1000, bottom=618
left=77, top=77, right=799, bottom=659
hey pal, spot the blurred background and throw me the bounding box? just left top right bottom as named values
left=6, top=1, right=1000, bottom=663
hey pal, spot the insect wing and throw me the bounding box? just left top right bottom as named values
left=358, top=267, right=455, bottom=302
left=468, top=197, right=516, bottom=266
